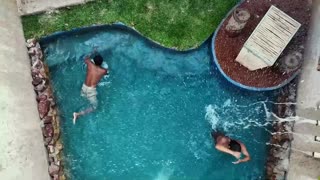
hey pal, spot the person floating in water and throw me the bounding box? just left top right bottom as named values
left=211, top=131, right=250, bottom=164
left=73, top=53, right=108, bottom=124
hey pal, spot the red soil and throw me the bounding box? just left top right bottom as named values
left=214, top=0, right=312, bottom=88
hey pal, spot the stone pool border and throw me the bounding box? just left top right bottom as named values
left=26, top=39, right=65, bottom=180
left=265, top=81, right=297, bottom=180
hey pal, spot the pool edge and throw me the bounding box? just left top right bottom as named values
left=26, top=39, right=66, bottom=180
left=39, top=22, right=211, bottom=54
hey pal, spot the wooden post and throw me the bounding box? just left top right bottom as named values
left=225, top=8, right=251, bottom=37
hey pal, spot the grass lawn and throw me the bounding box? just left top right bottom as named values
left=22, top=0, right=238, bottom=49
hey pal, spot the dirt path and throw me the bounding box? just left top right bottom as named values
left=16, top=0, right=92, bottom=15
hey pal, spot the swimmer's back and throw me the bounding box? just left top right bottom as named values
left=85, top=58, right=107, bottom=87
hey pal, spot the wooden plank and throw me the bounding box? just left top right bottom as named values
left=236, top=5, right=301, bottom=70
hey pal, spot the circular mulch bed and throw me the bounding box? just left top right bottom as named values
left=214, top=0, right=312, bottom=88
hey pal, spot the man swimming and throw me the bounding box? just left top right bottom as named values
left=73, top=54, right=108, bottom=124
left=211, top=131, right=250, bottom=164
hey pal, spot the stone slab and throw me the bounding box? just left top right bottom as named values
left=287, top=1, right=320, bottom=179
left=16, top=0, right=93, bottom=15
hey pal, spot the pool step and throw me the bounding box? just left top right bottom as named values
left=293, top=119, right=320, bottom=137
left=313, top=152, right=320, bottom=158
left=294, top=150, right=320, bottom=159
left=291, top=133, right=320, bottom=153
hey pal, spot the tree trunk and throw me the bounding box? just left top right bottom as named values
left=225, top=8, right=251, bottom=37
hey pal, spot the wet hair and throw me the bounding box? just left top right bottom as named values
left=211, top=131, right=225, bottom=144
left=93, top=55, right=103, bottom=66
left=211, top=130, right=242, bottom=152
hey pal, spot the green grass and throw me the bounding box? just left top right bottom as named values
left=22, top=0, right=238, bottom=49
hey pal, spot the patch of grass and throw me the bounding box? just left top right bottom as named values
left=22, top=0, right=238, bottom=49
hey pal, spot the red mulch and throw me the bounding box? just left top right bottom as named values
left=214, top=0, right=312, bottom=88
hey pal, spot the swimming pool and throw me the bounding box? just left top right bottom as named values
left=41, top=25, right=277, bottom=179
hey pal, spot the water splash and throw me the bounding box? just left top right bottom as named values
left=205, top=105, right=220, bottom=130
left=153, top=162, right=174, bottom=180
left=271, top=113, right=318, bottom=125
left=222, top=99, right=232, bottom=108
left=205, top=101, right=273, bottom=133
left=205, top=100, right=320, bottom=139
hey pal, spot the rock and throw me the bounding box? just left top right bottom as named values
left=42, top=116, right=53, bottom=124
left=48, top=157, right=54, bottom=163
left=31, top=69, right=41, bottom=79
left=59, top=174, right=66, bottom=180
left=37, top=94, right=47, bottom=102
left=266, top=165, right=273, bottom=176
left=274, top=159, right=289, bottom=172
left=54, top=155, right=59, bottom=163
left=274, top=169, right=285, bottom=180
left=44, top=137, right=53, bottom=145
left=273, top=133, right=282, bottom=142
left=32, top=58, right=44, bottom=70
left=28, top=47, right=37, bottom=55
left=48, top=145, right=55, bottom=153
left=55, top=160, right=61, bottom=166
left=55, top=142, right=63, bottom=151
left=38, top=99, right=50, bottom=118
left=48, top=164, right=60, bottom=176
left=280, top=133, right=291, bottom=142
left=40, top=120, right=45, bottom=128
left=53, top=174, right=59, bottom=180
left=26, top=38, right=37, bottom=48
left=34, top=80, right=47, bottom=93
left=43, top=123, right=54, bottom=137
left=32, top=77, right=43, bottom=86
left=49, top=98, right=56, bottom=107
left=31, top=55, right=37, bottom=65
left=274, top=150, right=286, bottom=159
left=281, top=141, right=289, bottom=149
left=32, top=68, right=46, bottom=79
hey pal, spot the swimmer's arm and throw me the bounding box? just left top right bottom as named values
left=84, top=47, right=98, bottom=63
left=84, top=55, right=95, bottom=66
left=215, top=144, right=240, bottom=158
left=240, top=142, right=250, bottom=162
left=233, top=141, right=250, bottom=164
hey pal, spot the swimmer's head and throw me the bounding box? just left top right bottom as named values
left=211, top=131, right=229, bottom=144
left=93, top=55, right=103, bottom=66
left=219, top=136, right=230, bottom=144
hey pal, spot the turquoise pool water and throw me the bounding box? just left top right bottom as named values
left=42, top=26, right=276, bottom=179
